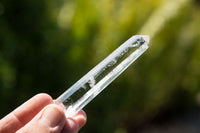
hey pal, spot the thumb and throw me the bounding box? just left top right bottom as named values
left=17, top=104, right=66, bottom=133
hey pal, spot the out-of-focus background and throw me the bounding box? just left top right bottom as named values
left=0, top=0, right=200, bottom=132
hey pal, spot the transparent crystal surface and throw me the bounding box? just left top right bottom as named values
left=56, top=35, right=150, bottom=117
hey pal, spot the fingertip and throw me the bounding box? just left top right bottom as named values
left=61, top=110, right=87, bottom=133
left=62, top=118, right=79, bottom=133
left=34, top=93, right=53, bottom=104
left=39, top=104, right=66, bottom=129
left=74, top=110, right=87, bottom=129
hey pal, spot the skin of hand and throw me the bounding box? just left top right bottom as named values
left=0, top=93, right=87, bottom=133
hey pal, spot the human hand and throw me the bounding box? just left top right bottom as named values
left=0, top=93, right=87, bottom=133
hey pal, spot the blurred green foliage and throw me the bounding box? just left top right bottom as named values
left=1, top=0, right=200, bottom=132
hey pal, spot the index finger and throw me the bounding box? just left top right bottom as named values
left=0, top=93, right=53, bottom=133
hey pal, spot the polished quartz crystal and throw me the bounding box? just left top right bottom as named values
left=56, top=35, right=150, bottom=117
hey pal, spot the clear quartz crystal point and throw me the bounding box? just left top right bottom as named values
left=56, top=35, right=150, bottom=117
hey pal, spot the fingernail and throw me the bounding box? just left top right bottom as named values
left=40, top=106, right=65, bottom=127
